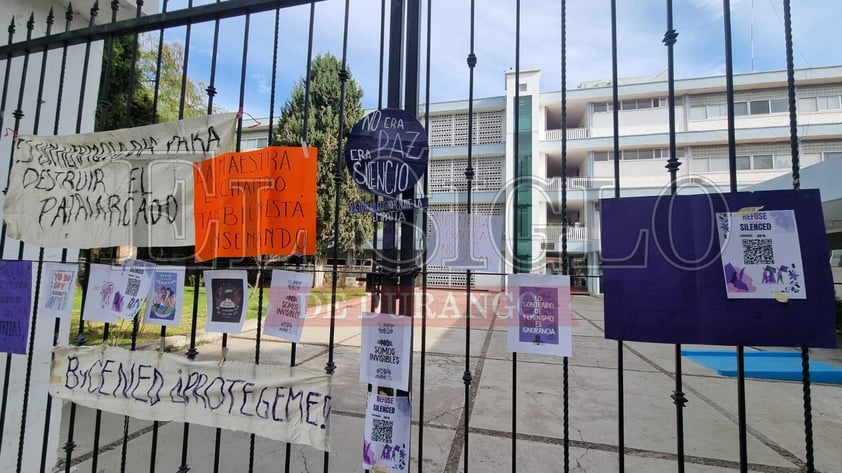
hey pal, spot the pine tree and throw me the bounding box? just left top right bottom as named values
left=275, top=53, right=373, bottom=278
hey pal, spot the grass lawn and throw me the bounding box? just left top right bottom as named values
left=69, top=284, right=367, bottom=347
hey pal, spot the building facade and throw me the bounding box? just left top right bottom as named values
left=422, top=66, right=842, bottom=293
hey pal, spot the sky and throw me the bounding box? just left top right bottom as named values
left=158, top=0, right=842, bottom=118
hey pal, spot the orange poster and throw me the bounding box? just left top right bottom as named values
left=193, top=146, right=317, bottom=262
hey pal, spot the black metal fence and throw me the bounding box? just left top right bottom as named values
left=0, top=0, right=827, bottom=472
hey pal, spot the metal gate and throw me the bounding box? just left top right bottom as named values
left=0, top=0, right=833, bottom=472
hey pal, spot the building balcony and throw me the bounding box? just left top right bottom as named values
left=543, top=127, right=589, bottom=141
left=545, top=176, right=613, bottom=191
left=542, top=224, right=588, bottom=241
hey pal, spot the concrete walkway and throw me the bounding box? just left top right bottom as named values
left=56, top=292, right=842, bottom=472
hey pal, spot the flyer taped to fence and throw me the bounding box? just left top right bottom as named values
left=50, top=345, right=332, bottom=451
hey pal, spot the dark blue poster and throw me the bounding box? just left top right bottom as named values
left=600, top=189, right=836, bottom=348
left=345, top=108, right=429, bottom=197
left=0, top=261, right=33, bottom=354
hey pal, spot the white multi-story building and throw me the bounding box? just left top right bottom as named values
left=238, top=65, right=842, bottom=293
left=423, top=66, right=842, bottom=293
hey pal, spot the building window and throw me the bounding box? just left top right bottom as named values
left=770, top=98, right=789, bottom=113
left=825, top=151, right=842, bottom=160
left=695, top=154, right=793, bottom=172
left=592, top=98, right=665, bottom=113
left=749, top=100, right=770, bottom=115
left=519, top=83, right=528, bottom=92
left=818, top=95, right=842, bottom=110
left=799, top=97, right=818, bottom=113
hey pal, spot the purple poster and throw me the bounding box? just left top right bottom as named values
left=600, top=189, right=836, bottom=348
left=0, top=261, right=33, bottom=354
left=518, top=286, right=560, bottom=344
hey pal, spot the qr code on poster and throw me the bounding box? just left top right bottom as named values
left=742, top=238, right=774, bottom=265
left=370, top=419, right=393, bottom=443
left=125, top=277, right=141, bottom=297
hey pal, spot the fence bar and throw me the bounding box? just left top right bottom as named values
left=780, top=0, right=814, bottom=470
left=721, top=1, right=749, bottom=471
left=609, top=0, right=625, bottom=470
left=325, top=2, right=352, bottom=471
left=463, top=1, right=477, bottom=470
left=0, top=0, right=327, bottom=60
left=510, top=2, right=523, bottom=471
left=560, top=1, right=570, bottom=471
left=663, top=1, right=686, bottom=471
left=417, top=0, right=433, bottom=469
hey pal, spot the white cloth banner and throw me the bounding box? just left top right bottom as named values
left=359, top=312, right=412, bottom=391
left=4, top=113, right=238, bottom=248
left=50, top=345, right=332, bottom=451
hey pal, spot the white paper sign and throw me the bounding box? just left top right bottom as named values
left=145, top=266, right=186, bottom=327
left=4, top=113, right=237, bottom=249
left=112, top=259, right=156, bottom=321
left=50, top=345, right=332, bottom=451
left=506, top=274, right=573, bottom=357
left=264, top=270, right=313, bottom=343
left=38, top=262, right=78, bottom=320
left=363, top=392, right=411, bottom=473
left=204, top=270, right=249, bottom=334
left=359, top=312, right=412, bottom=391
left=427, top=212, right=503, bottom=270
left=82, top=264, right=122, bottom=323
left=716, top=209, right=806, bottom=299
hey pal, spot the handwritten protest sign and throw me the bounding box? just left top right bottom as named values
left=204, top=270, right=248, bottom=334
left=4, top=113, right=237, bottom=248
left=506, top=274, right=572, bottom=357
left=145, top=266, right=186, bottom=327
left=50, top=345, right=332, bottom=450
left=426, top=212, right=503, bottom=271
left=264, top=270, right=313, bottom=343
left=359, top=312, right=412, bottom=391
left=193, top=146, right=317, bottom=262
left=38, top=262, right=78, bottom=320
left=0, top=261, right=32, bottom=354
left=363, top=392, right=411, bottom=473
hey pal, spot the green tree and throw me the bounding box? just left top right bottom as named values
left=96, top=34, right=210, bottom=132
left=275, top=53, right=373, bottom=281
left=95, top=35, right=156, bottom=131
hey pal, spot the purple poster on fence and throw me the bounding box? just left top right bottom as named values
left=0, top=261, right=32, bottom=354
left=600, top=189, right=836, bottom=348
left=518, top=286, right=560, bottom=344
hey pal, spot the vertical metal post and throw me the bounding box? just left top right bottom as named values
left=722, top=2, right=748, bottom=472
left=609, top=1, right=625, bottom=470
left=560, top=2, right=570, bottom=471
left=510, top=2, right=520, bottom=470
left=663, top=2, right=686, bottom=472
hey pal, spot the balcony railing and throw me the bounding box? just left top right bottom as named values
left=542, top=225, right=588, bottom=241
left=545, top=177, right=603, bottom=190
left=544, top=128, right=588, bottom=140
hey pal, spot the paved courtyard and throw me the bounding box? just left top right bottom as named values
left=58, top=292, right=842, bottom=472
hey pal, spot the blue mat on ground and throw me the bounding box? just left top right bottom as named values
left=681, top=350, right=842, bottom=384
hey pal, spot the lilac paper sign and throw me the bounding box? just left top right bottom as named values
left=0, top=261, right=32, bottom=354
left=363, top=393, right=411, bottom=473
left=506, top=274, right=572, bottom=357
left=264, top=270, right=313, bottom=343
left=600, top=189, right=837, bottom=348
left=518, top=286, right=560, bottom=344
